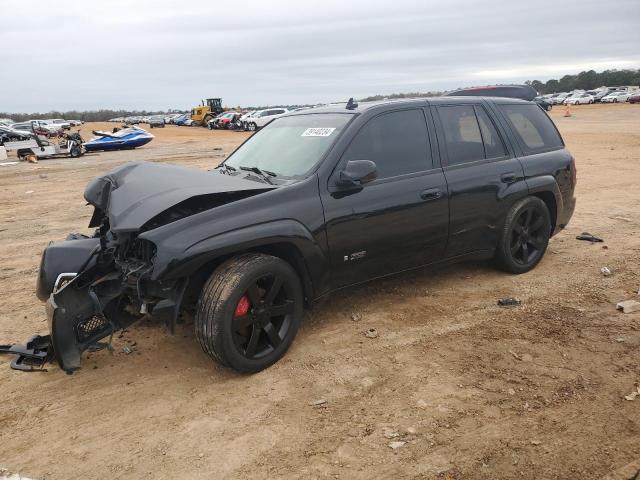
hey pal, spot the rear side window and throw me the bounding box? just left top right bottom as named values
left=499, top=104, right=563, bottom=153
left=476, top=107, right=507, bottom=159
left=437, top=105, right=485, bottom=165
left=342, top=109, right=431, bottom=179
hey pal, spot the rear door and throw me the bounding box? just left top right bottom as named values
left=321, top=107, right=449, bottom=288
left=432, top=102, right=525, bottom=257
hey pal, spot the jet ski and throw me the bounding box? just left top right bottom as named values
left=84, top=126, right=154, bottom=152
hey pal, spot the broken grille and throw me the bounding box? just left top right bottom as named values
left=76, top=316, right=110, bottom=343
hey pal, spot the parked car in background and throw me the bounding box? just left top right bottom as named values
left=0, top=124, right=35, bottom=143
left=0, top=118, right=15, bottom=126
left=238, top=111, right=256, bottom=130
left=148, top=115, right=166, bottom=128
left=68, top=120, right=84, bottom=126
left=45, top=119, right=71, bottom=130
left=208, top=111, right=241, bottom=129
left=35, top=96, right=576, bottom=374
left=601, top=91, right=632, bottom=103
left=551, top=93, right=570, bottom=105
left=173, top=114, right=194, bottom=126
left=628, top=93, right=640, bottom=104
left=564, top=93, right=594, bottom=105
left=534, top=96, right=552, bottom=111
left=245, top=108, right=289, bottom=131
left=586, top=89, right=613, bottom=102
left=12, top=121, right=60, bottom=136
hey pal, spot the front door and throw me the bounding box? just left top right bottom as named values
left=321, top=108, right=449, bottom=288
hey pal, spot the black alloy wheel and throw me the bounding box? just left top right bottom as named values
left=195, top=253, right=303, bottom=372
left=231, top=273, right=295, bottom=360
left=496, top=196, right=551, bottom=274
left=509, top=206, right=547, bottom=266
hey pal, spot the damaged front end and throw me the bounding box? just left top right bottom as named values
left=10, top=161, right=276, bottom=373
left=39, top=227, right=186, bottom=374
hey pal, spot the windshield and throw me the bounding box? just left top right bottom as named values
left=224, top=113, right=352, bottom=178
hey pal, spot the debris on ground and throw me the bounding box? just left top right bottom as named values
left=624, top=385, right=640, bottom=401
left=609, top=215, right=632, bottom=222
left=24, top=190, right=34, bottom=195
left=350, top=312, right=362, bottom=322
left=498, top=298, right=521, bottom=307
left=531, top=440, right=542, bottom=446
left=388, top=441, right=406, bottom=450
left=576, top=232, right=603, bottom=243
left=601, top=267, right=612, bottom=276
left=0, top=161, right=19, bottom=167
left=309, top=399, right=327, bottom=407
left=616, top=300, right=640, bottom=314
left=383, top=428, right=399, bottom=439
left=213, top=146, right=223, bottom=151
left=364, top=328, right=378, bottom=339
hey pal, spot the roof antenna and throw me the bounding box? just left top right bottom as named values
left=346, top=97, right=358, bottom=110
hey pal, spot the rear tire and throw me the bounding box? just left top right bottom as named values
left=70, top=145, right=82, bottom=158
left=195, top=253, right=303, bottom=373
left=248, top=122, right=257, bottom=132
left=495, top=196, right=551, bottom=274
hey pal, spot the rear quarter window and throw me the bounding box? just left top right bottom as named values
left=499, top=104, right=563, bottom=154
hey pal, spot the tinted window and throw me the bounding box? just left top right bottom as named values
left=342, top=109, right=431, bottom=179
left=476, top=107, right=507, bottom=159
left=438, top=105, right=485, bottom=165
left=499, top=104, right=563, bottom=153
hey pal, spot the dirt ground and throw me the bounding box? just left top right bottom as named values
left=1, top=105, right=639, bottom=479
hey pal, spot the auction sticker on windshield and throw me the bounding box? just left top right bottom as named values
left=301, top=128, right=336, bottom=137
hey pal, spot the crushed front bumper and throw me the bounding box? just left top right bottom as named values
left=25, top=234, right=187, bottom=374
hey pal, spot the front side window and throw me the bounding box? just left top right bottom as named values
left=341, top=109, right=431, bottom=179
left=499, top=104, right=563, bottom=153
left=225, top=113, right=351, bottom=177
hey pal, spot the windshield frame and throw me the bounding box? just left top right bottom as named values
left=222, top=111, right=356, bottom=180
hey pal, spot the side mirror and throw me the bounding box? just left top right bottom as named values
left=336, top=160, right=378, bottom=188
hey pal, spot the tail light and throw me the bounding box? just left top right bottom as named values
left=570, top=156, right=577, bottom=187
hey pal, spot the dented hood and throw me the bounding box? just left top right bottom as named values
left=84, top=161, right=275, bottom=232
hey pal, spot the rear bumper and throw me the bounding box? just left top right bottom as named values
left=556, top=195, right=576, bottom=235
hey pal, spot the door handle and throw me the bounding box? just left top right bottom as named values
left=500, top=173, right=517, bottom=184
left=420, top=188, right=443, bottom=201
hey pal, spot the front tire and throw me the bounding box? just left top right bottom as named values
left=195, top=253, right=303, bottom=373
left=495, top=196, right=551, bottom=274
left=248, top=122, right=257, bottom=132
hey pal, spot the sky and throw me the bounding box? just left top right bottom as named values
left=1, top=0, right=639, bottom=112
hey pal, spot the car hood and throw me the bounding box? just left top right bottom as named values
left=84, top=161, right=276, bottom=233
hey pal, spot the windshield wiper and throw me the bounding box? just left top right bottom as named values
left=217, top=163, right=236, bottom=174
left=239, top=165, right=277, bottom=184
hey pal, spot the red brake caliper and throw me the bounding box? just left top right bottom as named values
left=234, top=294, right=251, bottom=317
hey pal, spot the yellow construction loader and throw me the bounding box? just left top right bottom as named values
left=190, top=98, right=224, bottom=127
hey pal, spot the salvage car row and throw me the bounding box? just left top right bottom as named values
left=539, top=86, right=640, bottom=106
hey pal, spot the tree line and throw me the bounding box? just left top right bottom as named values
left=359, top=69, right=639, bottom=101
left=525, top=69, right=640, bottom=94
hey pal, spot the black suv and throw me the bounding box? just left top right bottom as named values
left=36, top=97, right=576, bottom=374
